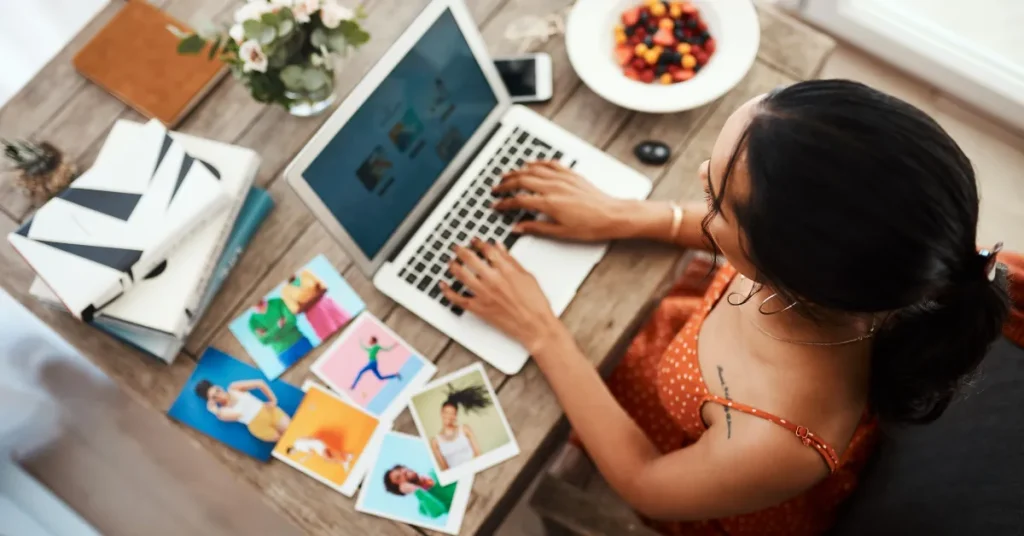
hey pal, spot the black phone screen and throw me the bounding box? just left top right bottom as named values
left=494, top=58, right=538, bottom=98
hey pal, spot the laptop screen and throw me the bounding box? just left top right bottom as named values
left=303, top=8, right=499, bottom=259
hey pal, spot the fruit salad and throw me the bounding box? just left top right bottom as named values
left=614, top=0, right=716, bottom=85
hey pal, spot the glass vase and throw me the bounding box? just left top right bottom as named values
left=285, top=64, right=337, bottom=117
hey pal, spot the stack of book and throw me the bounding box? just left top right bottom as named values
left=8, top=119, right=273, bottom=363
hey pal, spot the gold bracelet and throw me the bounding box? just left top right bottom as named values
left=669, top=202, right=684, bottom=240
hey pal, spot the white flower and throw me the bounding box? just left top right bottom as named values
left=319, top=0, right=354, bottom=29
left=238, top=40, right=268, bottom=72
left=234, top=1, right=274, bottom=23
left=228, top=23, right=244, bottom=43
left=291, top=0, right=320, bottom=23
left=269, top=0, right=294, bottom=6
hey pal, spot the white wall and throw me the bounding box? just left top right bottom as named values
left=0, top=0, right=108, bottom=106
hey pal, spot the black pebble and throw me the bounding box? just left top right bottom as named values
left=634, top=140, right=671, bottom=166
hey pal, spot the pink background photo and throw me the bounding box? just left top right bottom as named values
left=313, top=313, right=428, bottom=417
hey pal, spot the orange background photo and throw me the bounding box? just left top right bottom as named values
left=273, top=386, right=379, bottom=485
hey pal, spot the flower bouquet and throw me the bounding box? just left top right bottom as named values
left=174, top=0, right=370, bottom=116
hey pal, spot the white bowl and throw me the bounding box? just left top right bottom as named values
left=565, top=0, right=760, bottom=113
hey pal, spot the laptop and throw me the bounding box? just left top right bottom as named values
left=285, top=0, right=652, bottom=374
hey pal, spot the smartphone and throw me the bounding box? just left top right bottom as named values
left=494, top=53, right=553, bottom=104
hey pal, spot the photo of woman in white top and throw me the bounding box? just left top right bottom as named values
left=429, top=385, right=487, bottom=470
left=194, top=378, right=291, bottom=443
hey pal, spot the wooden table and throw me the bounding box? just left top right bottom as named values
left=0, top=1, right=833, bottom=534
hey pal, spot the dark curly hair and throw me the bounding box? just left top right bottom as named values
left=702, top=79, right=1010, bottom=424
left=441, top=383, right=492, bottom=413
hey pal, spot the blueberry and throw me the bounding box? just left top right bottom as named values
left=693, top=63, right=702, bottom=73
left=639, top=11, right=649, bottom=23
left=655, top=64, right=667, bottom=76
left=643, top=35, right=654, bottom=48
left=685, top=19, right=699, bottom=29
left=668, top=51, right=682, bottom=63
left=658, top=51, right=673, bottom=65
left=695, top=35, right=708, bottom=46
left=674, top=28, right=685, bottom=41
left=646, top=24, right=658, bottom=35
left=675, top=18, right=684, bottom=29
left=624, top=24, right=636, bottom=37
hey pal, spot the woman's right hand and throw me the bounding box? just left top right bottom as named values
left=492, top=161, right=639, bottom=241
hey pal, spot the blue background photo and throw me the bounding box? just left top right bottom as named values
left=229, top=254, right=366, bottom=379
left=361, top=432, right=458, bottom=529
left=168, top=348, right=305, bottom=461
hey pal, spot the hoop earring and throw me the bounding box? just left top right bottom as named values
left=758, top=293, right=798, bottom=315
left=726, top=282, right=761, bottom=306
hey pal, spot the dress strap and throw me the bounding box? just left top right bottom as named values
left=703, top=394, right=840, bottom=473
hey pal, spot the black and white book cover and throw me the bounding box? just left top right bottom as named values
left=91, top=123, right=261, bottom=340
left=7, top=119, right=230, bottom=320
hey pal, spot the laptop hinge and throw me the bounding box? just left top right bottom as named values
left=386, top=121, right=503, bottom=262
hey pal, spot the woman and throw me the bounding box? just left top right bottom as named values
left=285, top=429, right=354, bottom=471
left=195, top=378, right=291, bottom=443
left=281, top=269, right=350, bottom=339
left=438, top=80, right=1012, bottom=534
left=429, top=385, right=486, bottom=470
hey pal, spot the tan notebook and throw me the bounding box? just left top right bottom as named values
left=73, top=1, right=226, bottom=127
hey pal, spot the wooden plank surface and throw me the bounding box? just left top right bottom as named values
left=0, top=0, right=833, bottom=533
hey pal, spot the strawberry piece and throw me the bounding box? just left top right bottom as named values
left=693, top=49, right=708, bottom=65
left=614, top=45, right=634, bottom=66
left=639, top=69, right=656, bottom=83
left=653, top=27, right=676, bottom=47
left=628, top=34, right=642, bottom=45
left=681, top=2, right=698, bottom=15
left=624, top=67, right=641, bottom=81
left=667, top=64, right=681, bottom=75
left=704, top=37, right=716, bottom=55
left=631, top=57, right=648, bottom=70
left=621, top=6, right=641, bottom=26
left=673, top=68, right=695, bottom=82
left=634, top=26, right=647, bottom=39
left=697, top=20, right=708, bottom=32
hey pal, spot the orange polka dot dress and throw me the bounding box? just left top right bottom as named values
left=606, top=258, right=879, bottom=536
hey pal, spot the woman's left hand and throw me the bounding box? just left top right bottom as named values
left=441, top=238, right=565, bottom=354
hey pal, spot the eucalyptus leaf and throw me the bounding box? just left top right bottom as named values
left=207, top=37, right=222, bottom=60
left=176, top=34, right=206, bottom=55
left=269, top=46, right=290, bottom=68
left=260, top=12, right=279, bottom=27
left=258, top=25, right=277, bottom=45
left=277, top=7, right=293, bottom=21
left=337, top=20, right=370, bottom=46
left=310, top=27, right=328, bottom=49
left=242, top=20, right=263, bottom=40
left=301, top=68, right=329, bottom=91
left=278, top=19, right=294, bottom=37
left=327, top=33, right=347, bottom=53
left=355, top=4, right=368, bottom=19
left=280, top=65, right=305, bottom=90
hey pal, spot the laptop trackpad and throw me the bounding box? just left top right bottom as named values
left=511, top=236, right=607, bottom=314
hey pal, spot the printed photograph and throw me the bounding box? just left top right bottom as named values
left=435, top=126, right=463, bottom=161
left=356, top=432, right=472, bottom=535
left=272, top=381, right=385, bottom=497
left=355, top=146, right=393, bottom=192
left=167, top=348, right=304, bottom=461
left=311, top=312, right=436, bottom=422
left=388, top=108, right=424, bottom=152
left=229, top=254, right=365, bottom=380
left=408, top=363, right=519, bottom=485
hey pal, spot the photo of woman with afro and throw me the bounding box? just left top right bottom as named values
left=429, top=383, right=488, bottom=470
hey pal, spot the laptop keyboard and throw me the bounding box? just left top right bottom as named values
left=397, top=126, right=574, bottom=316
